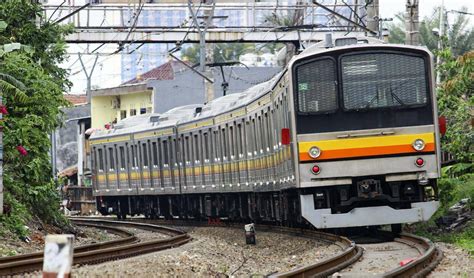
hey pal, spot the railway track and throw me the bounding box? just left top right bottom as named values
left=85, top=217, right=441, bottom=277
left=0, top=219, right=191, bottom=276
left=383, top=233, right=443, bottom=278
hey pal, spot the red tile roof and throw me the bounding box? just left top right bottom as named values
left=64, top=94, right=87, bottom=105
left=122, top=60, right=189, bottom=85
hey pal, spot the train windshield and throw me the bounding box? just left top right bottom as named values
left=341, top=53, right=428, bottom=110
left=293, top=49, right=433, bottom=134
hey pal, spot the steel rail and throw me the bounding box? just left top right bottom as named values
left=77, top=217, right=363, bottom=277
left=0, top=219, right=191, bottom=276
left=382, top=233, right=443, bottom=278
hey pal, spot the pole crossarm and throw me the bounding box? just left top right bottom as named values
left=65, top=29, right=367, bottom=44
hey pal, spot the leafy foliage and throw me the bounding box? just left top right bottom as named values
left=387, top=7, right=474, bottom=56
left=181, top=43, right=256, bottom=65
left=436, top=49, right=473, bottom=162
left=0, top=0, right=72, bottom=235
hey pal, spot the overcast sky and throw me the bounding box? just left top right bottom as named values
left=55, top=0, right=472, bottom=94
left=380, top=0, right=472, bottom=19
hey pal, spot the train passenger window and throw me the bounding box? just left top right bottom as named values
left=108, top=147, right=115, bottom=171
left=142, top=143, right=149, bottom=168
left=152, top=142, right=158, bottom=167
left=98, top=148, right=104, bottom=171
left=203, top=133, right=210, bottom=161
left=131, top=145, right=137, bottom=168
left=222, top=128, right=228, bottom=160
left=214, top=130, right=221, bottom=161
left=229, top=126, right=235, bottom=157
left=237, top=124, right=243, bottom=157
left=194, top=134, right=200, bottom=163
left=119, top=146, right=126, bottom=170
left=295, top=58, right=337, bottom=113
left=185, top=136, right=191, bottom=163
left=162, top=140, right=169, bottom=165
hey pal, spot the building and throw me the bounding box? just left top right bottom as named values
left=91, top=60, right=281, bottom=128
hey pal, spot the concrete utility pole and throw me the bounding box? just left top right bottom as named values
left=188, top=0, right=215, bottom=102
left=366, top=0, right=380, bottom=35
left=78, top=53, right=99, bottom=103
left=405, top=0, right=420, bottom=45
left=436, top=1, right=445, bottom=85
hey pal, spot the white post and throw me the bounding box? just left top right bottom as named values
left=42, top=234, right=74, bottom=278
left=77, top=121, right=84, bottom=187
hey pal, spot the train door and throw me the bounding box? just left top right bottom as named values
left=117, top=143, right=129, bottom=190
left=212, top=129, right=221, bottom=187
left=192, top=132, right=202, bottom=186
left=202, top=130, right=212, bottom=186
left=160, top=138, right=171, bottom=188
left=105, top=144, right=119, bottom=190
left=139, top=140, right=152, bottom=189
left=151, top=140, right=161, bottom=189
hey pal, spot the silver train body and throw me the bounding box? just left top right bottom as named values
left=90, top=37, right=440, bottom=228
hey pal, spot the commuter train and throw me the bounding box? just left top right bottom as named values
left=90, top=36, right=441, bottom=230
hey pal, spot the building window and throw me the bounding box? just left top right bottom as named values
left=140, top=108, right=146, bottom=114
left=130, top=109, right=137, bottom=116
left=120, top=110, right=127, bottom=119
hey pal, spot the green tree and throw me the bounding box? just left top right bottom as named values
left=436, top=49, right=473, bottom=162
left=0, top=0, right=72, bottom=235
left=388, top=7, right=474, bottom=56
left=181, top=43, right=255, bottom=64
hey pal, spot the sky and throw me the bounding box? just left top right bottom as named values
left=52, top=0, right=473, bottom=94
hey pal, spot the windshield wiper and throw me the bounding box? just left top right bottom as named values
left=390, top=84, right=406, bottom=106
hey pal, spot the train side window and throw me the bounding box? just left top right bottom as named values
left=119, top=146, right=126, bottom=170
left=171, top=137, right=177, bottom=166
left=131, top=145, right=137, bottom=169
left=222, top=128, right=228, bottom=160
left=237, top=123, right=243, bottom=157
left=98, top=148, right=104, bottom=172
left=162, top=140, right=169, bottom=166
left=185, top=136, right=191, bottom=164
left=194, top=134, right=200, bottom=163
left=214, top=130, right=221, bottom=162
left=142, top=142, right=149, bottom=168
left=203, top=132, right=210, bottom=161
left=108, top=147, right=115, bottom=171
left=229, top=125, right=235, bottom=158
left=152, top=142, right=158, bottom=167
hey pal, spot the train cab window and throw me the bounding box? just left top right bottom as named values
left=142, top=143, right=149, bottom=168
left=295, top=58, right=337, bottom=113
left=341, top=53, right=428, bottom=110
left=119, top=146, right=126, bottom=170
left=152, top=142, right=158, bottom=167
left=98, top=148, right=104, bottom=172
left=108, top=147, right=115, bottom=171
left=162, top=140, right=169, bottom=166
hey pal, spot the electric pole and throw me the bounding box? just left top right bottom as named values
left=405, top=0, right=420, bottom=45
left=366, top=0, right=380, bottom=35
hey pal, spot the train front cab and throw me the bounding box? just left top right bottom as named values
left=290, top=44, right=440, bottom=229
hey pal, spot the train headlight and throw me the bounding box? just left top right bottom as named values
left=412, top=139, right=425, bottom=151
left=308, top=146, right=321, bottom=159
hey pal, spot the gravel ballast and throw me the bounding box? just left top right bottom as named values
left=73, top=226, right=341, bottom=276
